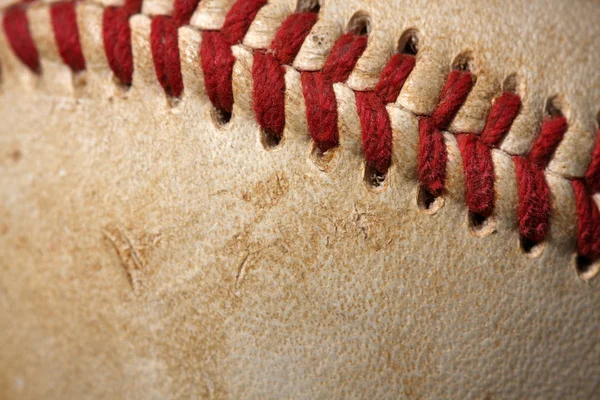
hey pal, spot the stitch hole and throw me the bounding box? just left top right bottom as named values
left=210, top=107, right=232, bottom=126
left=310, top=144, right=337, bottom=171
left=468, top=211, right=497, bottom=237
left=452, top=52, right=475, bottom=72
left=520, top=236, right=545, bottom=258
left=416, top=186, right=444, bottom=214
left=397, top=29, right=419, bottom=55
left=545, top=95, right=565, bottom=118
left=296, top=0, right=320, bottom=13
left=347, top=11, right=371, bottom=36
left=260, top=128, right=282, bottom=149
left=363, top=164, right=387, bottom=191
left=574, top=255, right=600, bottom=281
left=502, top=73, right=519, bottom=94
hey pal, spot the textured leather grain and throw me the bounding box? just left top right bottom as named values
left=0, top=0, right=599, bottom=398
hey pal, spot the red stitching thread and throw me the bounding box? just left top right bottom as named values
left=149, top=0, right=200, bottom=97
left=252, top=12, right=317, bottom=140
left=201, top=0, right=267, bottom=115
left=3, top=0, right=600, bottom=266
left=457, top=92, right=522, bottom=218
left=2, top=3, right=40, bottom=73
left=356, top=54, right=416, bottom=175
left=418, top=69, right=474, bottom=196
left=50, top=1, right=86, bottom=72
left=302, top=32, right=368, bottom=152
left=102, top=0, right=141, bottom=86
left=514, top=115, right=568, bottom=243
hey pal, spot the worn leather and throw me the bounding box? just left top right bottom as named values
left=0, top=0, right=599, bottom=398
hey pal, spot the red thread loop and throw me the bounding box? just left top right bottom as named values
left=302, top=32, right=368, bottom=152
left=2, top=4, right=40, bottom=73
left=102, top=0, right=141, bottom=86
left=252, top=11, right=317, bottom=140
left=220, top=0, right=268, bottom=44
left=456, top=91, right=521, bottom=218
left=201, top=0, right=267, bottom=115
left=322, top=32, right=368, bottom=83
left=529, top=115, right=568, bottom=168
left=584, top=131, right=600, bottom=193
left=301, top=71, right=339, bottom=152
left=375, top=53, right=415, bottom=104
left=572, top=180, right=600, bottom=262
left=515, top=156, right=551, bottom=242
left=50, top=1, right=86, bottom=72
left=480, top=92, right=521, bottom=147
left=150, top=0, right=200, bottom=97
left=150, top=16, right=183, bottom=97
left=270, top=12, right=318, bottom=65
left=417, top=69, right=475, bottom=196
left=252, top=51, right=285, bottom=139
left=457, top=134, right=495, bottom=217
left=356, top=91, right=393, bottom=174
left=172, top=0, right=199, bottom=26
left=513, top=116, right=567, bottom=244
left=354, top=52, right=416, bottom=175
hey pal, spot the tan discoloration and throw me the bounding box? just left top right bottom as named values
left=0, top=0, right=599, bottom=399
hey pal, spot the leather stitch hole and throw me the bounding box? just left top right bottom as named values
left=363, top=163, right=387, bottom=192
left=416, top=185, right=444, bottom=214
left=210, top=107, right=232, bottom=126
left=574, top=255, right=600, bottom=281
left=502, top=73, right=520, bottom=94
left=310, top=144, right=337, bottom=172
left=452, top=51, right=476, bottom=73
left=520, top=236, right=545, bottom=258
left=468, top=211, right=497, bottom=237
left=260, top=127, right=283, bottom=150
left=296, top=0, right=320, bottom=13
left=347, top=11, right=371, bottom=36
left=397, top=28, right=419, bottom=56
left=545, top=94, right=567, bottom=119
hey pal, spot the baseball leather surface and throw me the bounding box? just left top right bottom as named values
left=0, top=0, right=599, bottom=398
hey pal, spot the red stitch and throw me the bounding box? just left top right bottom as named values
left=251, top=12, right=317, bottom=140
left=529, top=115, right=568, bottom=168
left=301, top=71, right=339, bottom=152
left=431, top=70, right=474, bottom=129
left=102, top=0, right=141, bottom=85
left=586, top=131, right=600, bottom=193
left=457, top=134, right=495, bottom=217
left=220, top=0, right=267, bottom=44
left=417, top=69, right=474, bottom=196
left=201, top=0, right=267, bottom=114
left=50, top=1, right=86, bottom=72
left=301, top=32, right=368, bottom=151
left=322, top=32, right=368, bottom=83
left=480, top=92, right=521, bottom=147
left=173, top=0, right=199, bottom=26
left=356, top=91, right=393, bottom=174
left=103, top=1, right=141, bottom=86
left=572, top=180, right=600, bottom=261
left=149, top=0, right=199, bottom=97
left=514, top=156, right=551, bottom=242
left=418, top=118, right=448, bottom=196
left=200, top=31, right=235, bottom=114
left=150, top=17, right=183, bottom=97
left=2, top=5, right=40, bottom=73
left=375, top=53, right=415, bottom=104
left=270, top=12, right=318, bottom=65
left=123, top=0, right=142, bottom=15
left=252, top=52, right=285, bottom=139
